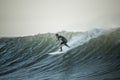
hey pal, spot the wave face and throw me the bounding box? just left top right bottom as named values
left=0, top=29, right=120, bottom=80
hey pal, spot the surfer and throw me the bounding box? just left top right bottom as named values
left=55, top=33, right=70, bottom=51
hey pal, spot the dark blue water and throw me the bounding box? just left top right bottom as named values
left=0, top=29, right=120, bottom=80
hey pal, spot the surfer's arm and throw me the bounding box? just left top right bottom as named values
left=57, top=36, right=62, bottom=41
left=56, top=37, right=60, bottom=41
left=58, top=37, right=61, bottom=41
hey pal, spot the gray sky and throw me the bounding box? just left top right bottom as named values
left=0, top=0, right=120, bottom=37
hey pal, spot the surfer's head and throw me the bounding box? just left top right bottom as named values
left=55, top=33, right=59, bottom=37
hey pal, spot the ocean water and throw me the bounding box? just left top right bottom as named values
left=0, top=28, right=120, bottom=80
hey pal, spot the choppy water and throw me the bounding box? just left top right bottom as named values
left=0, top=28, right=120, bottom=80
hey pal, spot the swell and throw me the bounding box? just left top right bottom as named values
left=0, top=29, right=120, bottom=80
left=0, top=32, right=75, bottom=77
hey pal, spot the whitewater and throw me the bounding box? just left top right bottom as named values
left=49, top=29, right=106, bottom=55
left=0, top=28, right=120, bottom=80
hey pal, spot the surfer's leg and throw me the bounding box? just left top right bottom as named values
left=60, top=42, right=63, bottom=52
left=60, top=45, right=62, bottom=51
left=64, top=43, right=70, bottom=48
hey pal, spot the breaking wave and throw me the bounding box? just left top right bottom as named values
left=0, top=28, right=120, bottom=80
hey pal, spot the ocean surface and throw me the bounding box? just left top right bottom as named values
left=0, top=28, right=120, bottom=80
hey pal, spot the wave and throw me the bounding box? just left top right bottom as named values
left=0, top=28, right=120, bottom=80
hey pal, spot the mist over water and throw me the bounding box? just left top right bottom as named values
left=0, top=28, right=120, bottom=80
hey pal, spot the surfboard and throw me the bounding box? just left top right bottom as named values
left=48, top=51, right=64, bottom=55
left=48, top=47, right=72, bottom=55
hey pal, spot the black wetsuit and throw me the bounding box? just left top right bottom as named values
left=57, top=35, right=70, bottom=51
left=57, top=36, right=68, bottom=45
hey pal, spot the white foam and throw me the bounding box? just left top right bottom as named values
left=49, top=29, right=106, bottom=55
